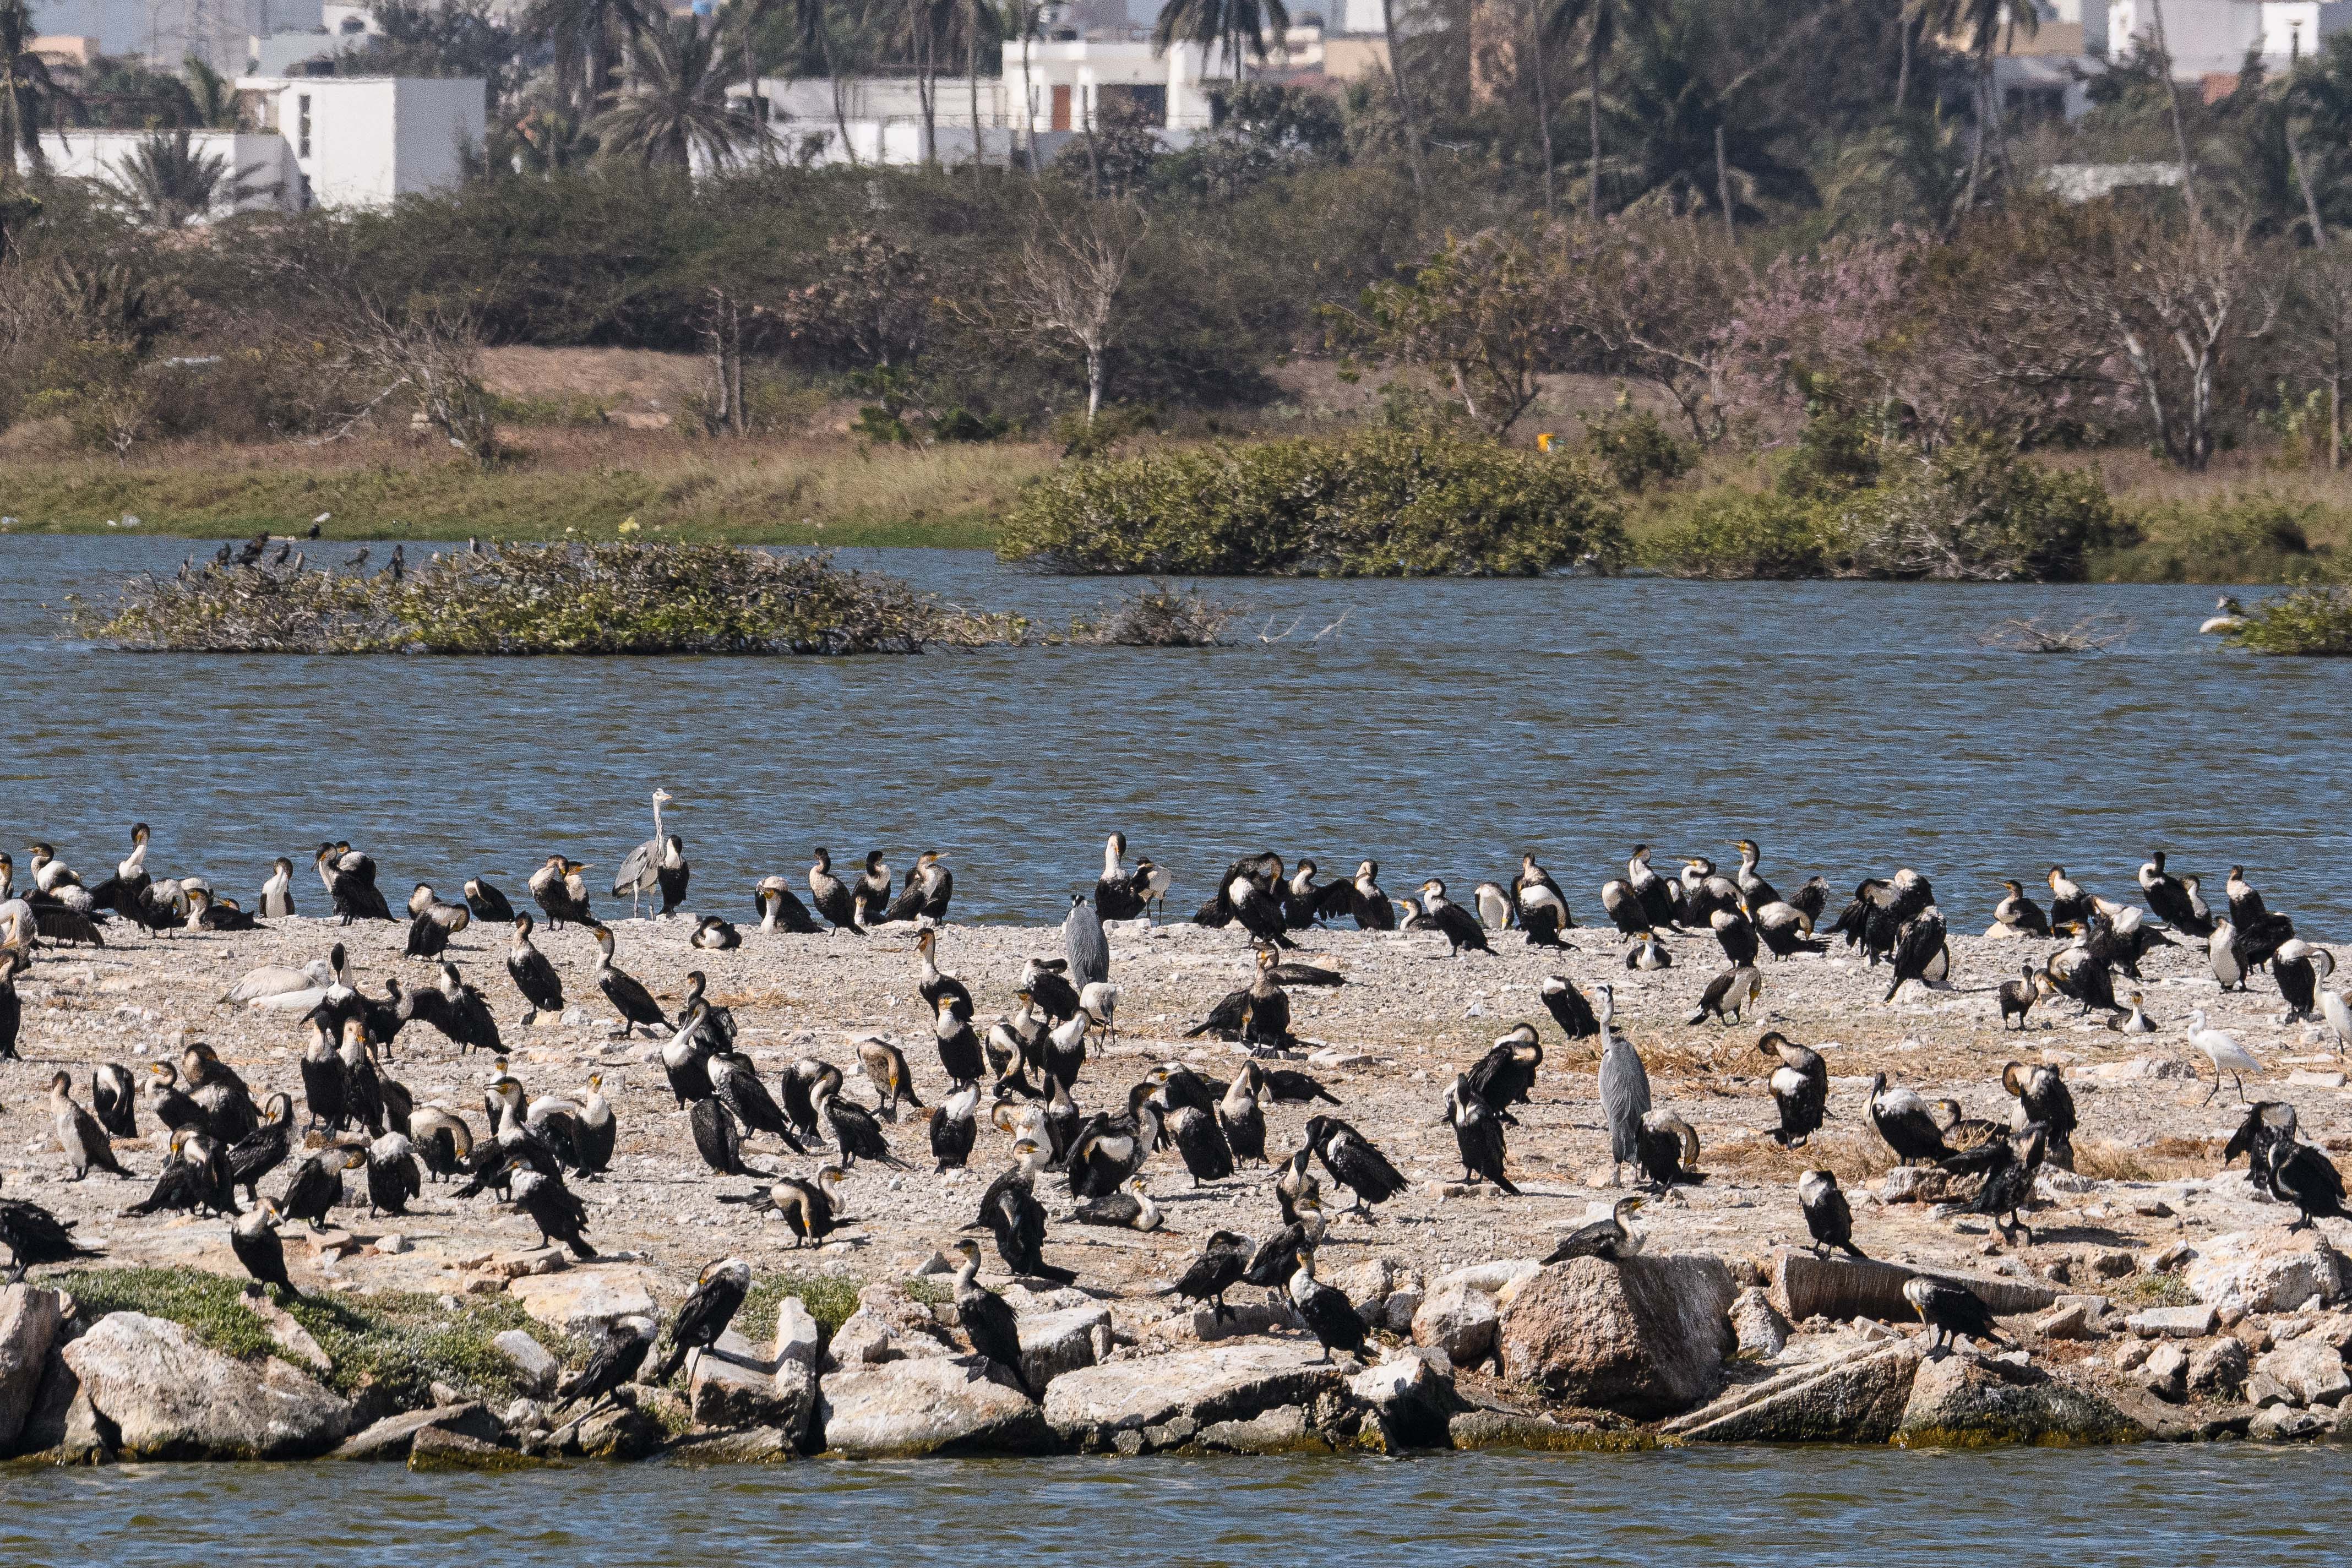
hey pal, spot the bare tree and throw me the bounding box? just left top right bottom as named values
left=336, top=300, right=503, bottom=467
left=1005, top=203, right=1145, bottom=423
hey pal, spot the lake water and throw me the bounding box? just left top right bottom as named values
left=3, top=537, right=2343, bottom=934
left=1, top=1445, right=2345, bottom=1566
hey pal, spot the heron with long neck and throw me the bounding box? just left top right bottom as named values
left=613, top=789, right=675, bottom=917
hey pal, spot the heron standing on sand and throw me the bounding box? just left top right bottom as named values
left=613, top=790, right=678, bottom=917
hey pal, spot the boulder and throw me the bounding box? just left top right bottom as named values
left=1894, top=1353, right=2146, bottom=1447
left=1412, top=1281, right=1499, bottom=1365
left=823, top=1282, right=955, bottom=1370
left=770, top=1359, right=818, bottom=1450
left=1729, top=1287, right=1789, bottom=1359
left=1193, top=1404, right=1332, bottom=1455
left=688, top=1330, right=792, bottom=1429
left=1043, top=1340, right=1349, bottom=1453
left=573, top=1401, right=666, bottom=1461
left=2126, top=1306, right=2217, bottom=1340
left=664, top=1425, right=797, bottom=1463
left=333, top=1403, right=505, bottom=1461
left=1770, top=1248, right=2057, bottom=1325
left=817, top=1355, right=1054, bottom=1457
left=2139, top=1344, right=2187, bottom=1403
left=493, top=1329, right=559, bottom=1397
left=63, top=1312, right=352, bottom=1461
left=1333, top=1259, right=1394, bottom=1315
left=1880, top=1167, right=1967, bottom=1204
left=2250, top=1403, right=2331, bottom=1443
left=2038, top=1304, right=2093, bottom=1341
left=409, top=1425, right=553, bottom=1472
left=2246, top=1371, right=2294, bottom=1408
left=2185, top=1228, right=2349, bottom=1314
left=507, top=1267, right=660, bottom=1337
left=772, top=1297, right=823, bottom=1369
left=1664, top=1342, right=1923, bottom=1444
left=0, top=1284, right=64, bottom=1452
left=1435, top=1259, right=1542, bottom=1296
left=2187, top=1337, right=2248, bottom=1398
left=1144, top=1300, right=1297, bottom=1347
left=1444, top=1409, right=1654, bottom=1451
left=1497, top=1253, right=1737, bottom=1419
left=1348, top=1354, right=1455, bottom=1449
left=2257, top=1337, right=2351, bottom=1408
left=1383, top=1289, right=1425, bottom=1335
left=1017, top=1305, right=1110, bottom=1391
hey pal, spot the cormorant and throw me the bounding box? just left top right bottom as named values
left=1072, top=1174, right=1162, bottom=1231
left=1884, top=906, right=1948, bottom=1003
left=1945, top=1121, right=2046, bottom=1244
left=1868, top=1073, right=1951, bottom=1165
left=2266, top=1136, right=2349, bottom=1231
left=1304, top=1114, right=1407, bottom=1216
left=2044, top=866, right=2093, bottom=932
left=1905, top=1277, right=2007, bottom=1352
left=1168, top=1105, right=1234, bottom=1186
left=1752, top=900, right=1826, bottom=959
left=1625, top=929, right=1672, bottom=970
left=807, top=850, right=861, bottom=933
left=1172, top=1229, right=1253, bottom=1321
left=1218, top=1068, right=1267, bottom=1166
left=1513, top=852, right=1573, bottom=945
left=1992, top=879, right=2050, bottom=939
left=1760, top=1032, right=1827, bottom=1147
left=0, top=1172, right=101, bottom=1280
left=754, top=874, right=818, bottom=933
left=1467, top=1023, right=1543, bottom=1123
left=91, top=1062, right=138, bottom=1138
left=2003, top=1060, right=2076, bottom=1170
left=1288, top=1245, right=1368, bottom=1364
left=1688, top=965, right=1761, bottom=1026
left=651, top=1257, right=752, bottom=1381
left=853, top=852, right=894, bottom=928
left=51, top=1072, right=131, bottom=1180
left=315, top=842, right=394, bottom=923
left=591, top=924, right=669, bottom=1037
left=1416, top=879, right=1491, bottom=955
left=463, top=876, right=515, bottom=924
left=364, top=1133, right=421, bottom=1217
left=721, top=1167, right=847, bottom=1246
left=1540, top=974, right=1600, bottom=1039
left=1797, top=1170, right=1862, bottom=1257
left=2137, top=852, right=2212, bottom=935
left=1636, top=1110, right=1701, bottom=1189
left=1445, top=1074, right=1517, bottom=1193
left=1067, top=1085, right=1161, bottom=1199
left=916, top=928, right=973, bottom=1021
left=230, top=1201, right=298, bottom=1298
left=1544, top=1195, right=1646, bottom=1263
left=934, top=998, right=984, bottom=1088
left=1095, top=833, right=1150, bottom=921
left=557, top=1320, right=654, bottom=1415
left=2274, top=939, right=2334, bottom=1021
left=947, top=1239, right=1028, bottom=1392
left=1999, top=964, right=2042, bottom=1030
left=856, top=1034, right=922, bottom=1120
left=691, top=1097, right=759, bottom=1177
left=691, top=916, right=741, bottom=950
left=1344, top=861, right=1395, bottom=930
left=815, top=1081, right=899, bottom=1167
left=225, top=1092, right=295, bottom=1204
left=1709, top=908, right=1760, bottom=968
left=279, top=1147, right=361, bottom=1228
left=930, top=1083, right=980, bottom=1171
left=528, top=856, right=595, bottom=929
left=513, top=1167, right=596, bottom=1257
left=405, top=884, right=471, bottom=958
left=977, top=1139, right=1074, bottom=1282
left=885, top=851, right=952, bottom=923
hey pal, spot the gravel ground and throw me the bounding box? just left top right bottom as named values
left=6, top=907, right=2345, bottom=1314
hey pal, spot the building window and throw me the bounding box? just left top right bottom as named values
left=297, top=94, right=312, bottom=159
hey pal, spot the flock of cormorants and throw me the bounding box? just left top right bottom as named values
left=0, top=807, right=2345, bottom=1391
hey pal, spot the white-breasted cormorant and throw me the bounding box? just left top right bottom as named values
left=1796, top=1170, right=1861, bottom=1257
left=1466, top=1023, right=1542, bottom=1123
left=652, top=1257, right=752, bottom=1381
left=230, top=1200, right=298, bottom=1297
left=1417, top=879, right=1491, bottom=955
left=755, top=874, right=818, bottom=933
left=364, top=1133, right=420, bottom=1217
left=314, top=842, right=393, bottom=923
left=1446, top=1074, right=1517, bottom=1193
left=930, top=1082, right=980, bottom=1170
left=692, top=916, right=741, bottom=950
left=1072, top=1173, right=1161, bottom=1231
left=1096, top=834, right=1150, bottom=921
left=1218, top=1068, right=1267, bottom=1165
left=1304, top=1113, right=1407, bottom=1216
left=807, top=849, right=862, bottom=933
left=1168, top=1104, right=1234, bottom=1186
left=2274, top=939, right=2334, bottom=1021
left=462, top=876, right=514, bottom=924
left=591, top=924, right=669, bottom=1038
left=1544, top=1195, right=1646, bottom=1262
left=1905, top=1277, right=2007, bottom=1352
left=1760, top=1031, right=1827, bottom=1147
left=90, top=1062, right=137, bottom=1138
left=816, top=1080, right=900, bottom=1167
left=51, top=1072, right=130, bottom=1180
left=885, top=851, right=952, bottom=923
left=947, top=1239, right=1030, bottom=1391
left=503, top=913, right=566, bottom=1023
left=225, top=1092, right=294, bottom=1204
left=853, top=852, right=894, bottom=928
left=1990, top=879, right=2049, bottom=939
left=0, top=1172, right=98, bottom=1281
left=528, top=856, right=595, bottom=929
left=2002, top=1060, right=2076, bottom=1170
left=1288, top=1245, right=1366, bottom=1363
left=404, top=884, right=470, bottom=959
left=1688, top=966, right=1761, bottom=1026
left=514, top=1167, right=596, bottom=1257
left=1172, top=1228, right=1253, bottom=1320
left=279, top=1147, right=361, bottom=1228
left=1868, top=1072, right=1950, bottom=1165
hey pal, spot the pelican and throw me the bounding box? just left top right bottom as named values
left=2187, top=1009, right=2259, bottom=1104
left=612, top=789, right=677, bottom=917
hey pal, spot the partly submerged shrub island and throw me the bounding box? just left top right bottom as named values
left=68, top=542, right=1016, bottom=655
left=997, top=429, right=1629, bottom=576
left=2224, top=585, right=2352, bottom=656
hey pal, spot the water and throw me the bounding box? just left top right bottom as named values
left=3, top=537, right=2346, bottom=932
left=0, top=1446, right=2344, bottom=1565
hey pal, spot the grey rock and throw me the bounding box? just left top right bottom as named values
left=0, top=1284, right=64, bottom=1453
left=772, top=1297, right=823, bottom=1369
left=2258, top=1336, right=2351, bottom=1408
left=1665, top=1342, right=1923, bottom=1444
left=2126, top=1306, right=2218, bottom=1340
left=1017, top=1305, right=1110, bottom=1392
left=1348, top=1354, right=1455, bottom=1449
left=2185, top=1227, right=2349, bottom=1314
left=1193, top=1404, right=1332, bottom=1454
left=1412, top=1281, right=1499, bottom=1365
left=2246, top=1371, right=2295, bottom=1409
left=769, top=1359, right=818, bottom=1450
left=1498, top=1253, right=1736, bottom=1420
left=64, top=1312, right=351, bottom=1461
left=1383, top=1289, right=1425, bottom=1335
left=665, top=1425, right=796, bottom=1463
left=1770, top=1247, right=2056, bottom=1324
left=410, top=1425, right=554, bottom=1472
left=1443, top=1408, right=1647, bottom=1451
left=1332, top=1259, right=1394, bottom=1315
left=506, top=1268, right=659, bottom=1338
left=333, top=1403, right=504, bottom=1461
left=1145, top=1300, right=1296, bottom=1346
left=823, top=1283, right=954, bottom=1371
left=1044, top=1340, right=1349, bottom=1453
left=2139, top=1344, right=2187, bottom=1403
left=818, top=1355, right=1054, bottom=1457
left=1895, top=1352, right=2146, bottom=1447
left=2250, top=1403, right=2331, bottom=1443
left=572, top=1402, right=666, bottom=1461
left=689, top=1329, right=791, bottom=1429
left=1729, top=1287, right=1789, bottom=1360
left=493, top=1329, right=559, bottom=1397
left=2187, top=1337, right=2248, bottom=1398
left=2038, top=1304, right=2093, bottom=1341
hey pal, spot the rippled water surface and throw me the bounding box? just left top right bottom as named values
left=4, top=537, right=2347, bottom=931
left=2, top=1446, right=2347, bottom=1566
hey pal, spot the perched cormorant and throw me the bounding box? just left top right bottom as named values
left=856, top=1034, right=922, bottom=1120
left=2266, top=1136, right=2350, bottom=1231
left=1304, top=1114, right=1407, bottom=1216
left=51, top=1072, right=131, bottom=1180
left=1868, top=1073, right=1951, bottom=1165
left=513, top=1167, right=596, bottom=1257
left=947, top=1239, right=1029, bottom=1392
left=404, top=883, right=471, bottom=959
left=1884, top=905, right=1948, bottom=1003
left=1072, top=1174, right=1162, bottom=1232
left=463, top=876, right=515, bottom=924
left=930, top=1083, right=980, bottom=1171
left=721, top=1167, right=847, bottom=1246
left=1797, top=1170, right=1862, bottom=1257
left=2138, top=852, right=2213, bottom=936
left=1218, top=1066, right=1268, bottom=1166
left=1991, top=879, right=2050, bottom=939
left=1636, top=1110, right=1701, bottom=1189
left=1095, top=834, right=1150, bottom=922
left=557, top=1320, right=654, bottom=1413
left=2003, top=1060, right=2076, bottom=1170
left=363, top=1133, right=421, bottom=1217
left=315, top=842, right=394, bottom=923
left=91, top=1062, right=138, bottom=1138
left=754, top=874, right=818, bottom=933
left=1544, top=1195, right=1646, bottom=1263
left=1445, top=1074, right=1517, bottom=1193
left=691, top=916, right=741, bottom=950
left=1417, top=879, right=1492, bottom=955
left=0, top=1172, right=101, bottom=1280
left=1172, top=1228, right=1253, bottom=1321
left=1689, top=965, right=1762, bottom=1026
left=1168, top=1105, right=1234, bottom=1187
left=591, top=924, right=669, bottom=1037
left=230, top=1201, right=298, bottom=1298
left=1540, top=974, right=1600, bottom=1040
left=1760, top=1031, right=1827, bottom=1147
left=1288, top=1246, right=1368, bottom=1364
left=885, top=851, right=952, bottom=923
left=852, top=852, right=894, bottom=928
left=1945, top=1121, right=2046, bottom=1245
left=651, top=1257, right=752, bottom=1381
left=528, top=856, right=595, bottom=929
left=815, top=1081, right=899, bottom=1167
left=1513, top=852, right=1574, bottom=945
left=1905, top=1277, right=2006, bottom=1352
left=1467, top=1023, right=1543, bottom=1123
left=1625, top=929, right=1672, bottom=971
left=225, top=1092, right=295, bottom=1204
left=279, top=1147, right=362, bottom=1228
left=1999, top=964, right=2042, bottom=1030
left=807, top=850, right=861, bottom=933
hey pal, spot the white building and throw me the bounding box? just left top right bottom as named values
left=19, top=75, right=483, bottom=217
left=29, top=0, right=325, bottom=73
left=236, top=74, right=486, bottom=208
left=2108, top=0, right=2352, bottom=75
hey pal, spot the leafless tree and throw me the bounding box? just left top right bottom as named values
left=1005, top=202, right=1145, bottom=423
left=335, top=298, right=503, bottom=467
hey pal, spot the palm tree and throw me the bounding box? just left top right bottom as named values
left=784, top=0, right=860, bottom=166
left=526, top=0, right=648, bottom=119
left=1607, top=7, right=1812, bottom=224
left=181, top=56, right=239, bottom=129
left=1, top=0, right=72, bottom=188
left=1151, top=0, right=1291, bottom=87
left=1000, top=0, right=1040, bottom=172
left=1546, top=0, right=1665, bottom=221
left=595, top=14, right=759, bottom=170
left=1908, top=0, right=2037, bottom=213
left=101, top=129, right=274, bottom=227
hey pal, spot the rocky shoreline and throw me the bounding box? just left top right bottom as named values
left=3, top=911, right=2350, bottom=1464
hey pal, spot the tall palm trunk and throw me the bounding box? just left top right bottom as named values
left=1529, top=0, right=1554, bottom=216
left=1380, top=0, right=1425, bottom=191
left=967, top=0, right=982, bottom=179
left=1894, top=8, right=1910, bottom=109
left=1587, top=34, right=1602, bottom=221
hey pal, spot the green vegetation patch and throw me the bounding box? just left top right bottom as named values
left=67, top=541, right=1012, bottom=655
left=999, top=429, right=1627, bottom=576
left=55, top=1267, right=575, bottom=1408
left=2225, top=584, right=2352, bottom=655
left=736, top=1271, right=863, bottom=1342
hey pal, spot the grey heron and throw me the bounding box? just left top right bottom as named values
left=612, top=788, right=676, bottom=917
left=1595, top=983, right=1650, bottom=1185
left=1063, top=893, right=1109, bottom=988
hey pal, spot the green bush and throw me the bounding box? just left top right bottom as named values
left=1645, top=490, right=1830, bottom=579
left=1581, top=406, right=1693, bottom=493
left=998, top=429, right=1627, bottom=576
left=1816, top=441, right=2130, bottom=582
left=2121, top=493, right=2326, bottom=583
left=2226, top=585, right=2352, bottom=655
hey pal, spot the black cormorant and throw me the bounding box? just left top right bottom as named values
left=651, top=1257, right=753, bottom=1381
left=1796, top=1170, right=1862, bottom=1257
left=1760, top=1031, right=1827, bottom=1147
left=1445, top=1075, right=1517, bottom=1193
left=50, top=1072, right=131, bottom=1180
left=1544, top=1195, right=1646, bottom=1262
left=1467, top=1023, right=1543, bottom=1123
left=230, top=1201, right=298, bottom=1298
left=1172, top=1228, right=1253, bottom=1321
left=1905, top=1277, right=2006, bottom=1352
left=1417, top=880, right=1491, bottom=955
left=1868, top=1073, right=1951, bottom=1165
left=1288, top=1246, right=1368, bottom=1363
left=464, top=876, right=515, bottom=924
left=807, top=850, right=861, bottom=933
left=0, top=1173, right=100, bottom=1280
left=1304, top=1114, right=1407, bottom=1216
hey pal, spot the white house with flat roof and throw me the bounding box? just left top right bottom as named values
left=29, top=127, right=296, bottom=219
left=2108, top=0, right=2352, bottom=74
